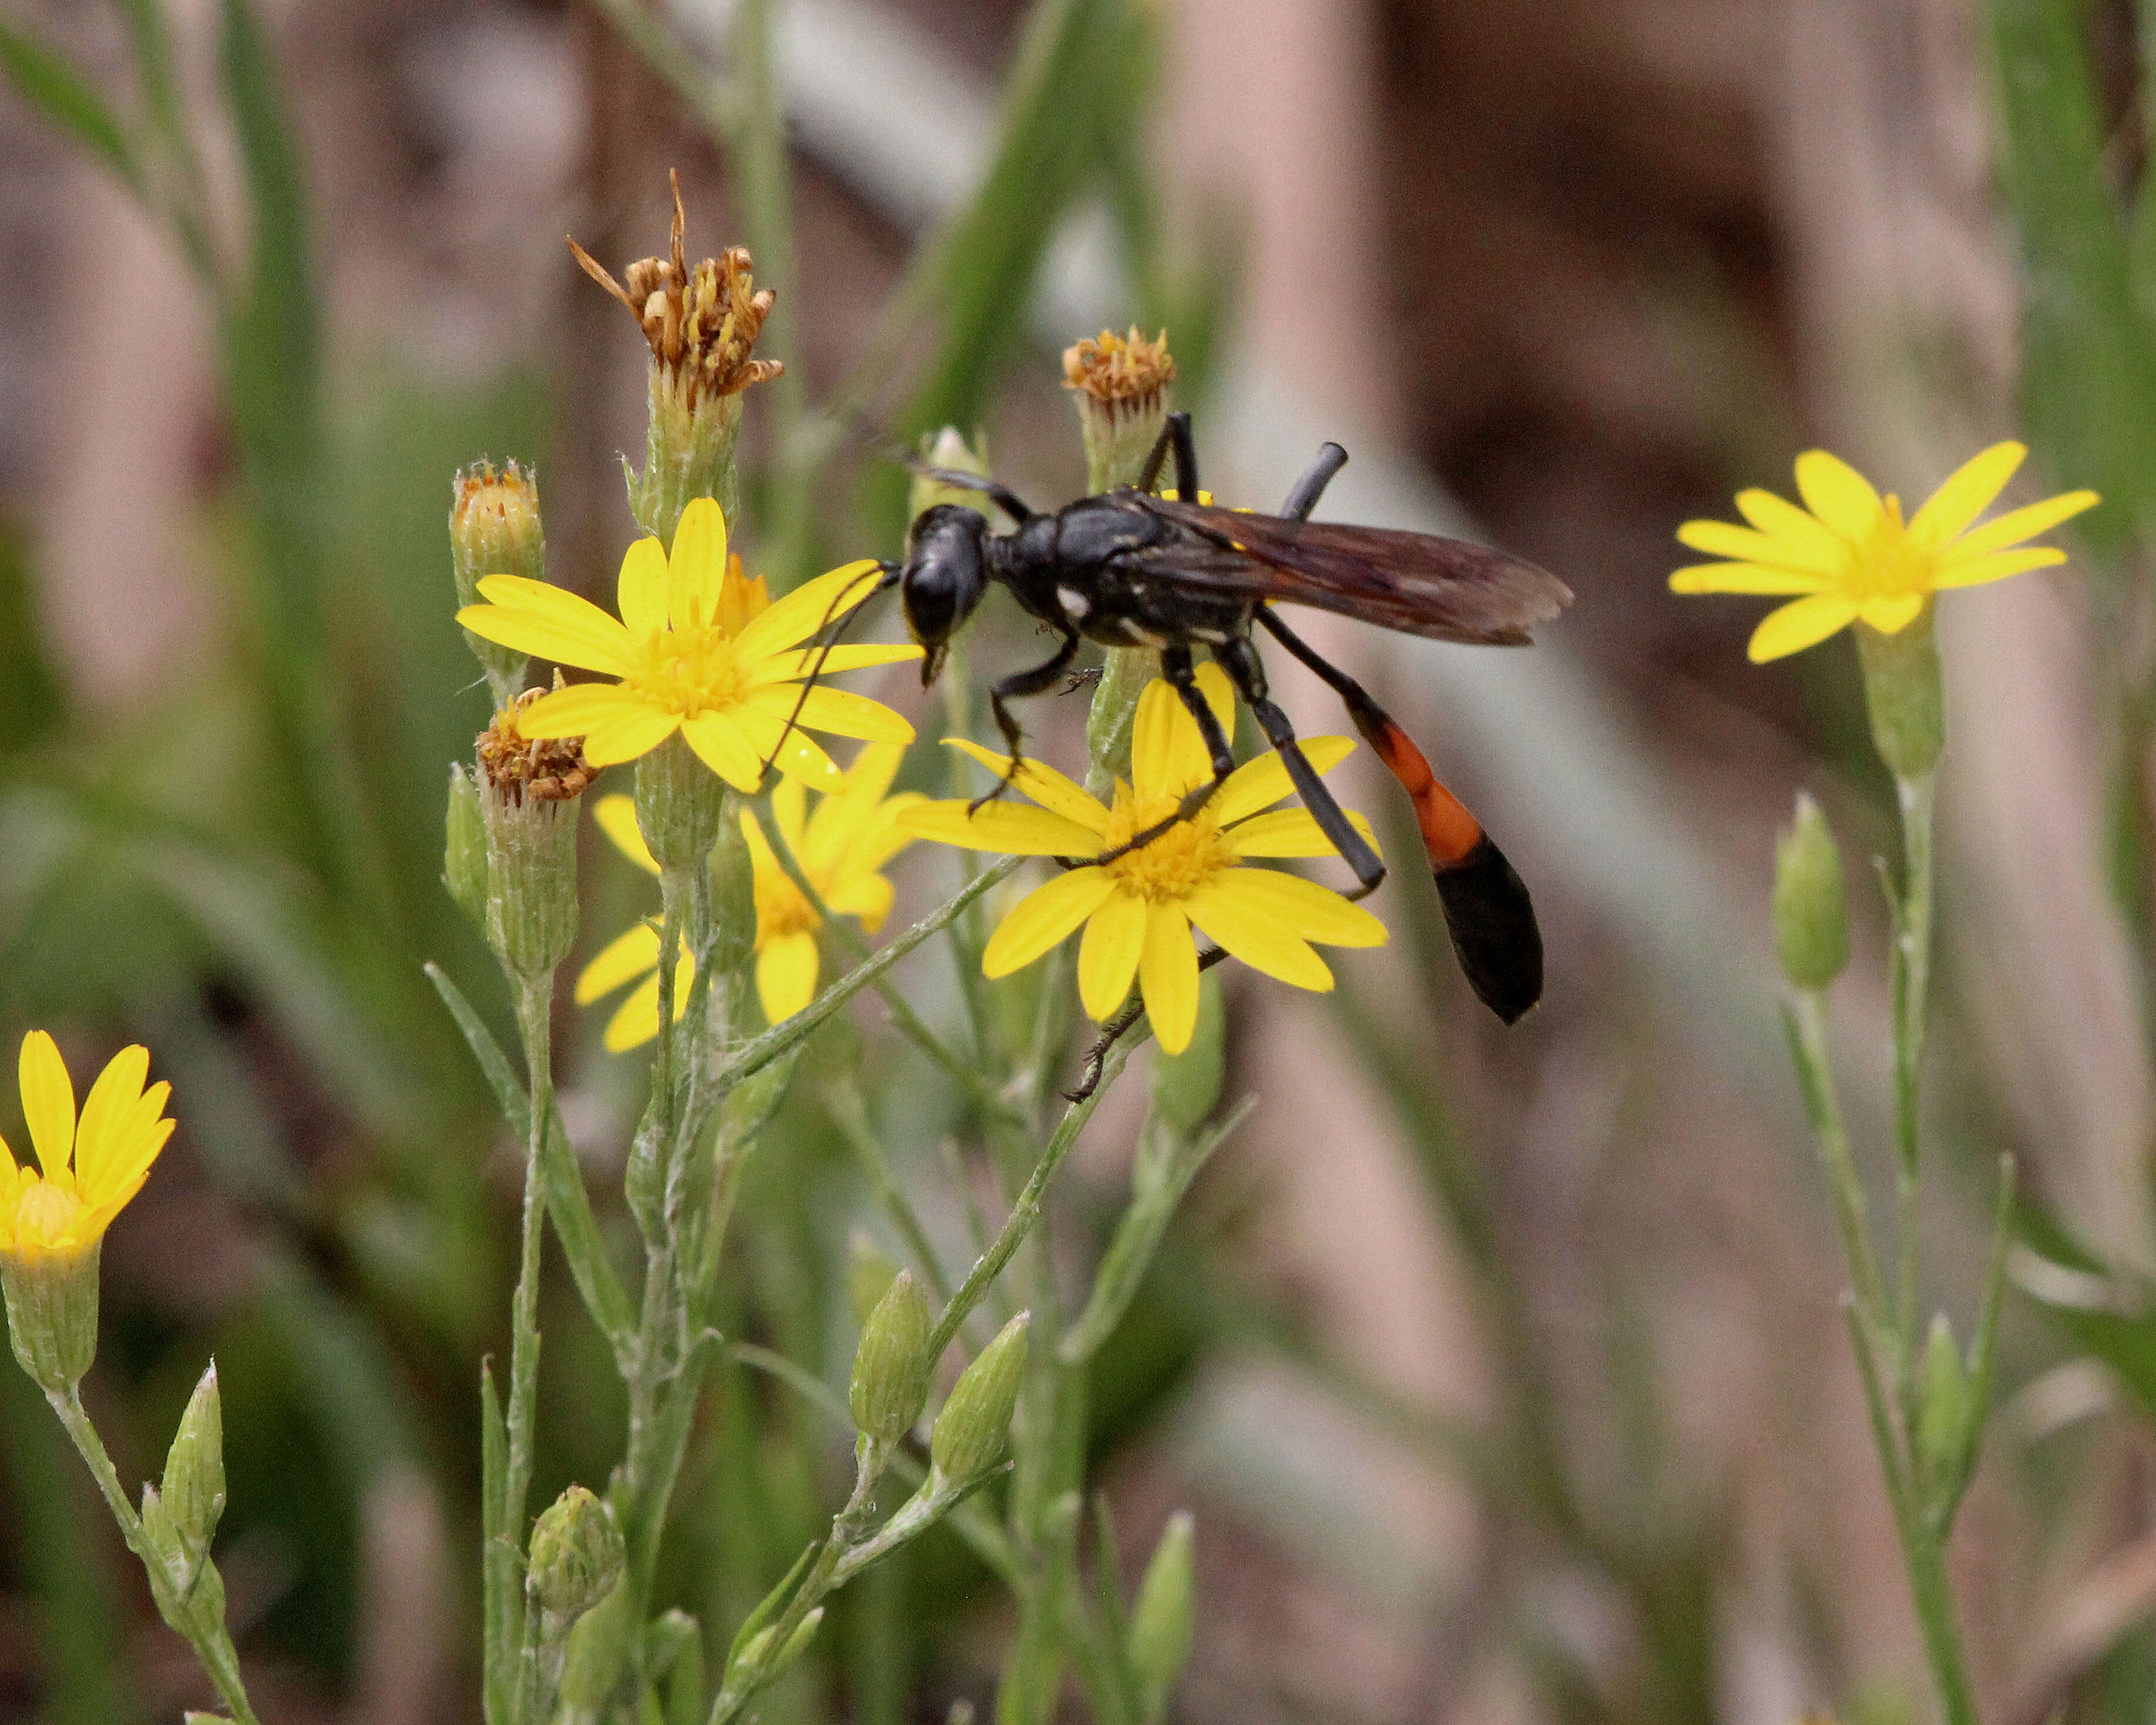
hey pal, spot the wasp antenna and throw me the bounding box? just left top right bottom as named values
left=754, top=562, right=891, bottom=782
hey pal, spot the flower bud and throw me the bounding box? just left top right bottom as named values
left=635, top=733, right=727, bottom=874
left=851, top=1268, right=932, bottom=1441
left=1, top=1227, right=101, bottom=1392
left=477, top=690, right=591, bottom=981
left=160, top=1362, right=226, bottom=1570
left=443, top=764, right=489, bottom=930
left=1916, top=1313, right=1972, bottom=1487
left=1774, top=793, right=1848, bottom=992
left=848, top=1230, right=902, bottom=1327
left=931, top=1311, right=1029, bottom=1484
left=911, top=427, right=993, bottom=525
left=1855, top=609, right=1945, bottom=781
left=529, top=1484, right=626, bottom=1621
left=451, top=460, right=542, bottom=702
left=1064, top=327, right=1174, bottom=494
left=1128, top=1511, right=1195, bottom=1724
left=1151, top=973, right=1224, bottom=1132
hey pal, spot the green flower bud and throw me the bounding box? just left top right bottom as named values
left=634, top=732, right=727, bottom=874
left=1087, top=649, right=1153, bottom=787
left=477, top=692, right=590, bottom=981
left=139, top=1480, right=226, bottom=1632
left=529, top=1484, right=626, bottom=1621
left=851, top=1268, right=932, bottom=1441
left=1128, top=1511, right=1195, bottom=1725
left=160, top=1362, right=226, bottom=1570
left=1151, top=973, right=1224, bottom=1131
left=910, top=427, right=993, bottom=525
left=559, top=1572, right=634, bottom=1712
left=1, top=1233, right=101, bottom=1393
left=451, top=459, right=542, bottom=702
left=1855, top=610, right=1945, bottom=781
left=931, top=1311, right=1029, bottom=1484
left=444, top=764, right=488, bottom=930
left=1774, top=792, right=1848, bottom=992
left=1916, top=1313, right=1972, bottom=1486
left=848, top=1230, right=902, bottom=1327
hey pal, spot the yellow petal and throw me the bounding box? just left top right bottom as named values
left=19, top=1031, right=75, bottom=1182
left=1207, top=868, right=1386, bottom=947
left=1792, top=451, right=1885, bottom=538
left=576, top=922, right=660, bottom=1003
left=1675, top=518, right=1833, bottom=570
left=1130, top=676, right=1215, bottom=797
left=1221, top=807, right=1379, bottom=859
left=744, top=643, right=923, bottom=687
left=463, top=578, right=634, bottom=675
left=669, top=499, right=730, bottom=627
left=594, top=794, right=660, bottom=876
left=733, top=706, right=843, bottom=788
left=757, top=931, right=821, bottom=1024
left=516, top=681, right=653, bottom=738
left=1732, top=488, right=1847, bottom=569
left=945, top=739, right=1110, bottom=831
left=1908, top=442, right=2024, bottom=547
left=1929, top=546, right=2067, bottom=589
left=1668, top=562, right=1831, bottom=596
left=1137, top=904, right=1201, bottom=1053
left=1945, top=489, right=2100, bottom=558
left=733, top=561, right=885, bottom=661
left=72, top=1045, right=150, bottom=1198
left=1746, top=593, right=1861, bottom=663
left=741, top=683, right=915, bottom=744
left=825, top=870, right=897, bottom=930
left=601, top=952, right=693, bottom=1052
left=900, top=799, right=1104, bottom=856
left=982, top=868, right=1117, bottom=976
left=1077, top=889, right=1147, bottom=1019
left=680, top=709, right=770, bottom=791
left=1857, top=593, right=1925, bottom=635
left=1209, top=736, right=1355, bottom=826
left=582, top=704, right=684, bottom=767
left=1184, top=881, right=1335, bottom=989
left=616, top=536, right=669, bottom=636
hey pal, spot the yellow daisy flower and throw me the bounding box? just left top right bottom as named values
left=455, top=496, right=921, bottom=789
left=1671, top=442, right=2098, bottom=663
left=1, top=1033, right=174, bottom=1269
left=576, top=744, right=925, bottom=1044
left=898, top=665, right=1386, bottom=1055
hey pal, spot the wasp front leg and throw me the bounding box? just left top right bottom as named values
left=973, top=630, right=1083, bottom=814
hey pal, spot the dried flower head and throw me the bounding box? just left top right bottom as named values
left=478, top=683, right=596, bottom=804
left=1063, top=327, right=1175, bottom=417
left=569, top=173, right=783, bottom=411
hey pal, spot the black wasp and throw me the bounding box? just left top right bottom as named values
left=875, top=411, right=1572, bottom=1025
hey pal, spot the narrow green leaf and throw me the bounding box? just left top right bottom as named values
left=480, top=1361, right=511, bottom=1725
left=0, top=23, right=143, bottom=191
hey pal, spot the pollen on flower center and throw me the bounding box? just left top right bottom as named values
left=11, top=1180, right=83, bottom=1254
left=1100, top=790, right=1229, bottom=902
left=624, top=622, right=745, bottom=717
left=1846, top=496, right=1930, bottom=600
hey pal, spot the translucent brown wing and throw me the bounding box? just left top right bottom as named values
left=1128, top=495, right=1572, bottom=645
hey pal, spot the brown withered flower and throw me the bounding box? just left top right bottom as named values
left=479, top=683, right=596, bottom=806
left=1063, top=327, right=1175, bottom=417
left=569, top=173, right=783, bottom=411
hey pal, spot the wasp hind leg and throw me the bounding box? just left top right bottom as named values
left=972, top=631, right=1082, bottom=815
left=1255, top=609, right=1542, bottom=1022
left=1085, top=646, right=1238, bottom=866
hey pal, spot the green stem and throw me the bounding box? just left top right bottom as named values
left=500, top=970, right=556, bottom=1721
left=47, top=1388, right=261, bottom=1725
left=1892, top=770, right=1936, bottom=1394
left=1782, top=991, right=1888, bottom=1328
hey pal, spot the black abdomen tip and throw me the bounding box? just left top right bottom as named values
left=1433, top=833, right=1543, bottom=1024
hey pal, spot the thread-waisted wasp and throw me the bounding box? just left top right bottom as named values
left=812, top=410, right=1571, bottom=1028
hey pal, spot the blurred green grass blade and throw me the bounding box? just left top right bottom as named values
left=1989, top=0, right=2156, bottom=555
left=481, top=1360, right=511, bottom=1725
left=0, top=1367, right=137, bottom=1725
left=116, top=0, right=185, bottom=153
left=0, top=23, right=145, bottom=194
left=258, top=1251, right=427, bottom=1478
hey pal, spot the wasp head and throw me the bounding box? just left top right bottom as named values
left=900, top=504, right=991, bottom=685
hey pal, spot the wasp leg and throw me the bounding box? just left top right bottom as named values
left=1085, top=646, right=1237, bottom=865
left=972, top=630, right=1083, bottom=814
left=1134, top=410, right=1201, bottom=499
left=911, top=467, right=1037, bottom=527
left=1279, top=442, right=1349, bottom=522
left=1213, top=636, right=1386, bottom=898
left=1065, top=946, right=1233, bottom=1102
left=1255, top=609, right=1543, bottom=1022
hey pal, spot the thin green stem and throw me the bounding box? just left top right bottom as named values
left=1892, top=770, right=1936, bottom=1394
left=501, top=970, right=556, bottom=1720
left=47, top=1388, right=261, bottom=1725
left=1782, top=991, right=1888, bottom=1327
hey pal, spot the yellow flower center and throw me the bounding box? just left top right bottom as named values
left=1842, top=496, right=1936, bottom=602
left=9, top=1179, right=85, bottom=1257
left=624, top=619, right=750, bottom=718
left=1100, top=787, right=1231, bottom=902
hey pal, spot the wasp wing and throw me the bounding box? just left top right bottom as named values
left=1128, top=495, right=1572, bottom=645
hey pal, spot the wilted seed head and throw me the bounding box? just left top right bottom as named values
left=477, top=685, right=587, bottom=978
left=1063, top=327, right=1175, bottom=419
left=569, top=172, right=783, bottom=410
left=478, top=682, right=596, bottom=806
